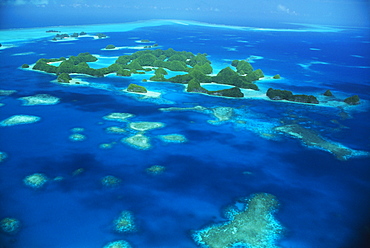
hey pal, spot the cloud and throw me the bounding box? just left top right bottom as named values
left=277, top=4, right=298, bottom=15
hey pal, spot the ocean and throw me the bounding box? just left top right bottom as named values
left=0, top=20, right=369, bottom=248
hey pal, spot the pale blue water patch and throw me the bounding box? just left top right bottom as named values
left=201, top=84, right=233, bottom=91
left=87, top=56, right=118, bottom=69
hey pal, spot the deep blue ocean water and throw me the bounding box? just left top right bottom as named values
left=0, top=21, right=370, bottom=248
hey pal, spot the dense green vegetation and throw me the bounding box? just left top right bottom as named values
left=344, top=95, right=360, bottom=105
left=21, top=64, right=29, bottom=68
left=127, top=83, right=147, bottom=93
left=57, top=73, right=72, bottom=83
left=96, top=33, right=107, bottom=39
left=186, top=79, right=244, bottom=97
left=29, top=48, right=268, bottom=98
left=32, top=53, right=104, bottom=77
left=208, top=87, right=244, bottom=98
left=266, top=88, right=319, bottom=104
left=106, top=44, right=116, bottom=49
left=323, top=89, right=333, bottom=97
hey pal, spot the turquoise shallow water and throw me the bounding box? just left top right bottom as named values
left=0, top=20, right=370, bottom=247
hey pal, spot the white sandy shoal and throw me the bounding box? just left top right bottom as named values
left=122, top=89, right=161, bottom=98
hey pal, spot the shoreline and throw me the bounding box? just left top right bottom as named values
left=21, top=65, right=368, bottom=114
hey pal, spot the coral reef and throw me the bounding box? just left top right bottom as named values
left=0, top=89, right=17, bottom=96
left=103, top=240, right=132, bottom=248
left=129, top=121, right=165, bottom=132
left=23, top=173, right=48, bottom=189
left=101, top=175, right=122, bottom=187
left=0, top=115, right=41, bottom=126
left=0, top=151, right=7, bottom=163
left=1, top=217, right=21, bottom=234
left=275, top=124, right=369, bottom=160
left=193, top=193, right=283, bottom=248
left=159, top=105, right=207, bottom=113
left=146, top=165, right=166, bottom=175
left=158, top=134, right=187, bottom=143
left=105, top=126, right=126, bottom=134
left=69, top=133, right=86, bottom=141
left=113, top=211, right=137, bottom=233
left=70, top=127, right=85, bottom=132
left=212, top=107, right=234, bottom=121
left=99, top=143, right=114, bottom=149
left=19, top=94, right=60, bottom=105
left=103, top=113, right=134, bottom=122
left=72, top=168, right=85, bottom=176
left=122, top=134, right=151, bottom=150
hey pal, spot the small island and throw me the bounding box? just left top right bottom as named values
left=96, top=33, right=107, bottom=39
left=323, top=89, right=333, bottom=97
left=344, top=95, right=360, bottom=105
left=266, top=88, right=319, bottom=104
left=105, top=44, right=116, bottom=49
left=51, top=31, right=86, bottom=41
left=127, top=83, right=147, bottom=93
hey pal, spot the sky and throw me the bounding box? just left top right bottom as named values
left=0, top=0, right=369, bottom=28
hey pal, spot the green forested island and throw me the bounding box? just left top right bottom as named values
left=266, top=88, right=319, bottom=104
left=29, top=48, right=265, bottom=98
left=28, top=48, right=356, bottom=103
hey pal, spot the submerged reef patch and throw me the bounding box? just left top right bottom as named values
left=159, top=105, right=208, bottom=113
left=192, top=193, right=283, bottom=248
left=103, top=240, right=132, bottom=248
left=146, top=165, right=166, bottom=175
left=0, top=151, right=7, bottom=163
left=129, top=121, right=165, bottom=132
left=275, top=124, right=369, bottom=160
left=158, top=134, right=187, bottom=143
left=1, top=218, right=21, bottom=234
left=103, top=113, right=134, bottom=122
left=70, top=127, right=85, bottom=132
left=101, top=175, right=122, bottom=187
left=23, top=173, right=48, bottom=189
left=212, top=107, right=234, bottom=122
left=0, top=89, right=17, bottom=96
left=99, top=143, right=115, bottom=149
left=19, top=94, right=60, bottom=106
left=113, top=211, right=137, bottom=233
left=0, top=115, right=41, bottom=126
left=122, top=134, right=151, bottom=150
left=69, top=133, right=86, bottom=141
left=105, top=126, right=126, bottom=134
